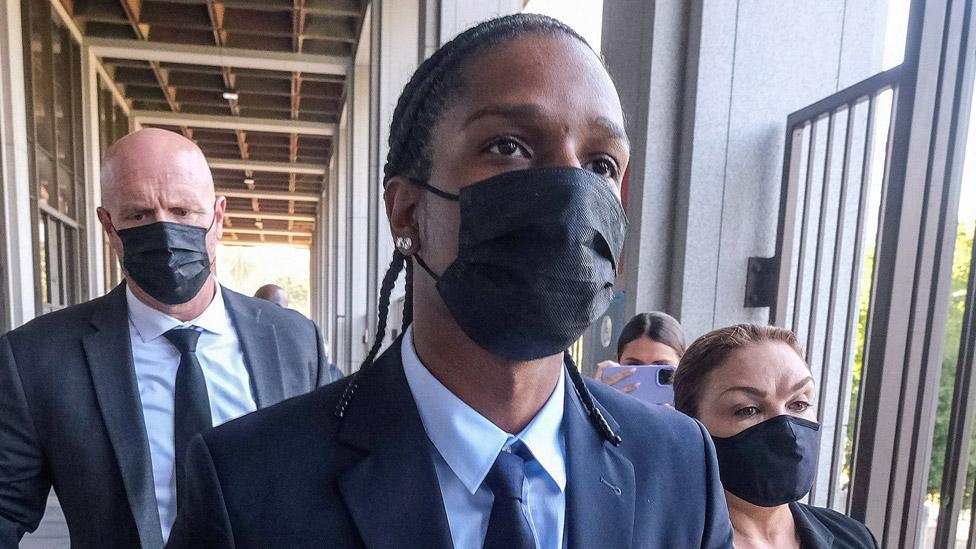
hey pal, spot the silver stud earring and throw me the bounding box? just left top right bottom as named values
left=395, top=236, right=413, bottom=251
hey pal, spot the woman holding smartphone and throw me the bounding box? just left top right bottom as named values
left=595, top=311, right=686, bottom=394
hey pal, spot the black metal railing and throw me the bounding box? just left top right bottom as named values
left=747, top=66, right=902, bottom=511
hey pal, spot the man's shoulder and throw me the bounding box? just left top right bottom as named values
left=220, top=286, right=314, bottom=329
left=585, top=377, right=708, bottom=451
left=4, top=290, right=121, bottom=345
left=202, top=379, right=347, bottom=461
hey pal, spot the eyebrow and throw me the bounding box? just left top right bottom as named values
left=463, top=103, right=547, bottom=127
left=590, top=115, right=631, bottom=152
left=720, top=376, right=815, bottom=399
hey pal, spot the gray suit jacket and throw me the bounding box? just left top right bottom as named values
left=0, top=284, right=328, bottom=548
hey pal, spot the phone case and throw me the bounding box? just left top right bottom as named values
left=602, top=364, right=676, bottom=406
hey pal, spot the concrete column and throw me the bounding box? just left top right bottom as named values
left=347, top=35, right=372, bottom=370
left=334, top=106, right=350, bottom=371
left=364, top=0, right=420, bottom=353
left=80, top=48, right=105, bottom=299
left=437, top=0, right=522, bottom=42
left=603, top=0, right=887, bottom=339
left=0, top=0, right=36, bottom=329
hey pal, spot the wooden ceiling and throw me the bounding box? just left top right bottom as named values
left=61, top=0, right=366, bottom=246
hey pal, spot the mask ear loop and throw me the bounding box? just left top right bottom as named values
left=564, top=351, right=623, bottom=446
left=406, top=178, right=460, bottom=201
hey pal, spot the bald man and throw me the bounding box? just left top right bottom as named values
left=253, top=284, right=289, bottom=308
left=0, top=128, right=328, bottom=548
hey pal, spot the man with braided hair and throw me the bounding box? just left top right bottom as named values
left=169, top=14, right=733, bottom=548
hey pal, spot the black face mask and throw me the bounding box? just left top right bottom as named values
left=711, top=415, right=821, bottom=507
left=411, top=167, right=628, bottom=361
left=116, top=217, right=215, bottom=305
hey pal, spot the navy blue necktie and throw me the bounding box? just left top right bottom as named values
left=483, top=441, right=537, bottom=549
left=163, top=326, right=211, bottom=507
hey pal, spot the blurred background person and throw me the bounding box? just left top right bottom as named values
left=253, top=283, right=289, bottom=308
left=594, top=311, right=686, bottom=394
left=673, top=324, right=877, bottom=549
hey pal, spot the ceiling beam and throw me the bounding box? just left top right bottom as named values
left=87, top=37, right=349, bottom=75
left=208, top=158, right=326, bottom=175
left=216, top=188, right=320, bottom=202
left=223, top=227, right=313, bottom=237
left=132, top=110, right=335, bottom=135
left=220, top=239, right=310, bottom=249
left=224, top=210, right=316, bottom=222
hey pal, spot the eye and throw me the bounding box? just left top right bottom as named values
left=734, top=406, right=760, bottom=418
left=585, top=157, right=620, bottom=180
left=487, top=137, right=530, bottom=158
left=131, top=213, right=145, bottom=221
left=788, top=401, right=813, bottom=413
left=172, top=208, right=189, bottom=217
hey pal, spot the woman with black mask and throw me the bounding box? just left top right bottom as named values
left=673, top=324, right=878, bottom=549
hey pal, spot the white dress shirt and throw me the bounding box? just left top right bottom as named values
left=401, top=327, right=567, bottom=549
left=126, top=286, right=256, bottom=542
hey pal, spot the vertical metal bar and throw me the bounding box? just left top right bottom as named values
left=823, top=99, right=859, bottom=506
left=805, top=108, right=837, bottom=505
left=832, top=92, right=880, bottom=512
left=792, top=117, right=822, bottom=334
left=772, top=120, right=808, bottom=327
left=930, top=1, right=976, bottom=543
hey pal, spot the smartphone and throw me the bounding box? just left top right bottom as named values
left=602, top=364, right=676, bottom=406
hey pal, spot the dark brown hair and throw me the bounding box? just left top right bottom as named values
left=616, top=312, right=686, bottom=361
left=672, top=324, right=805, bottom=417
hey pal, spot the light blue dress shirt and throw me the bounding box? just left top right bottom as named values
left=401, top=327, right=567, bottom=549
left=126, top=286, right=256, bottom=542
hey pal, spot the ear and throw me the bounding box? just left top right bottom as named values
left=383, top=177, right=422, bottom=252
left=213, top=195, right=226, bottom=240
left=96, top=207, right=114, bottom=236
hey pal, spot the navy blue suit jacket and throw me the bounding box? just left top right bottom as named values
left=167, top=338, right=733, bottom=548
left=0, top=284, right=328, bottom=549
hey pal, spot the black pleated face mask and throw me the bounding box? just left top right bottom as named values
left=711, top=414, right=821, bottom=507
left=411, top=167, right=628, bottom=361
left=116, top=217, right=215, bottom=305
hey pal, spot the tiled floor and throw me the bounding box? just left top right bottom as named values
left=19, top=495, right=69, bottom=548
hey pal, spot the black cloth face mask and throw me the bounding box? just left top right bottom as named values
left=116, top=217, right=215, bottom=305
left=711, top=414, right=821, bottom=507
left=410, top=166, right=628, bottom=361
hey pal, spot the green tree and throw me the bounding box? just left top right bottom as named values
left=927, top=224, right=975, bottom=501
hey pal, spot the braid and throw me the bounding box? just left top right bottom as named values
left=363, top=250, right=405, bottom=368
left=403, top=258, right=414, bottom=331
left=383, top=13, right=588, bottom=185
left=336, top=250, right=406, bottom=418
left=564, top=351, right=623, bottom=446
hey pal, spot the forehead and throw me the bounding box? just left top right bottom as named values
left=706, top=341, right=812, bottom=392
left=444, top=33, right=624, bottom=127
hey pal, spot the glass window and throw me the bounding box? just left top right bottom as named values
left=22, top=0, right=87, bottom=310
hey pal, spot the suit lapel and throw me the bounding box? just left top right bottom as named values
left=336, top=339, right=454, bottom=548
left=222, top=287, right=285, bottom=407
left=563, top=378, right=636, bottom=549
left=83, top=285, right=165, bottom=549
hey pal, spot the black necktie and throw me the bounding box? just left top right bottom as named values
left=483, top=441, right=537, bottom=549
left=163, top=326, right=211, bottom=506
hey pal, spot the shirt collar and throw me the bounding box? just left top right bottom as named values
left=125, top=284, right=231, bottom=343
left=789, top=502, right=834, bottom=549
left=401, top=326, right=566, bottom=495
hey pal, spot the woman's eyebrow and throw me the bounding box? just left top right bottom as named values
left=792, top=376, right=815, bottom=392
left=720, top=386, right=766, bottom=398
